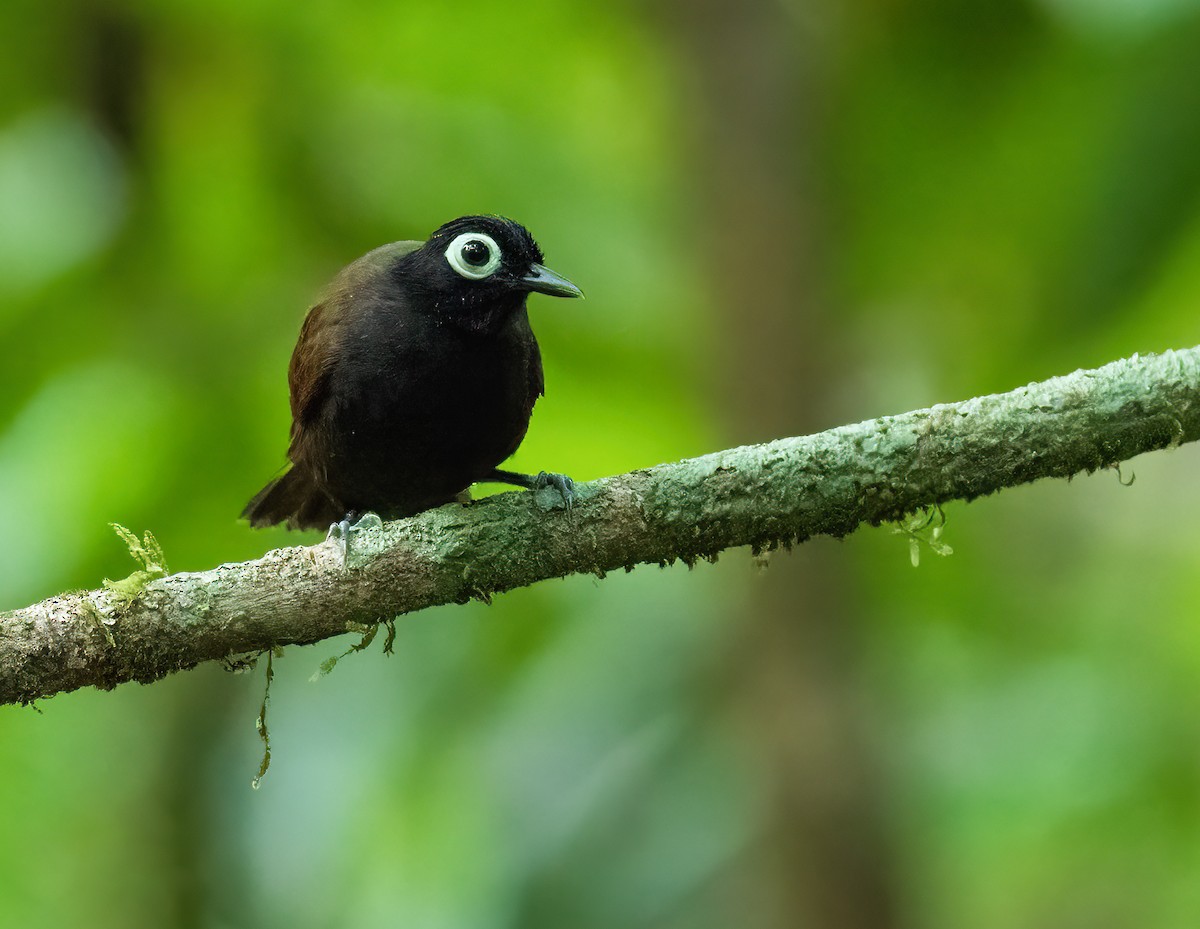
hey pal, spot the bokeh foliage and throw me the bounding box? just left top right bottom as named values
left=2, top=1, right=1200, bottom=927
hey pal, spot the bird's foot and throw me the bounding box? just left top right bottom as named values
left=326, top=511, right=384, bottom=564
left=488, top=468, right=575, bottom=510
left=532, top=471, right=575, bottom=511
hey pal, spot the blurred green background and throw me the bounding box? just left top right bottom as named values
left=3, top=1, right=1200, bottom=927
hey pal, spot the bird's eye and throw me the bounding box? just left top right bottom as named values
left=461, top=240, right=490, bottom=266
left=445, top=232, right=502, bottom=279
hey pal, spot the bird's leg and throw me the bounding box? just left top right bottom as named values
left=326, top=511, right=384, bottom=562
left=488, top=468, right=575, bottom=511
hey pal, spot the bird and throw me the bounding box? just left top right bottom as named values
left=242, top=215, right=582, bottom=531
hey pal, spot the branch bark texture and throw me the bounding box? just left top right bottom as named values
left=4, top=347, right=1199, bottom=704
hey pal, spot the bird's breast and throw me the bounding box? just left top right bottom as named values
left=319, top=306, right=541, bottom=505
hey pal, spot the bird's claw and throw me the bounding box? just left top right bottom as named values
left=326, top=512, right=384, bottom=563
left=533, top=471, right=575, bottom=511
left=352, top=512, right=384, bottom=532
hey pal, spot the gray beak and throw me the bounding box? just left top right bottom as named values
left=521, top=263, right=584, bottom=298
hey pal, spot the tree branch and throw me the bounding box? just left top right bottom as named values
left=4, top=347, right=1199, bottom=705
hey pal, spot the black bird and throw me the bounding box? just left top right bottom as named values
left=242, top=215, right=582, bottom=531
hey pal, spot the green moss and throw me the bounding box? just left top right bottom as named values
left=101, top=524, right=168, bottom=604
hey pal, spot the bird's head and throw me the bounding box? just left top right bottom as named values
left=400, top=215, right=582, bottom=333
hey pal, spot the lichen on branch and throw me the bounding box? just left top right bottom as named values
left=3, top=346, right=1199, bottom=705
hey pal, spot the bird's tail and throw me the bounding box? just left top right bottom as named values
left=242, top=467, right=342, bottom=530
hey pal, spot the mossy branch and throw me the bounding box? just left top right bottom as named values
left=3, top=347, right=1200, bottom=705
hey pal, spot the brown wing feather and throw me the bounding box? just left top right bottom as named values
left=284, top=240, right=423, bottom=455
left=287, top=299, right=338, bottom=440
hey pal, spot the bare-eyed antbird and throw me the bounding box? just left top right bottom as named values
left=243, top=215, right=582, bottom=531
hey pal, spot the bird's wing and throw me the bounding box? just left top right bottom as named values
left=286, top=240, right=423, bottom=448
left=287, top=299, right=338, bottom=439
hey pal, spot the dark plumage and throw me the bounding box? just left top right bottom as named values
left=243, top=215, right=582, bottom=530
